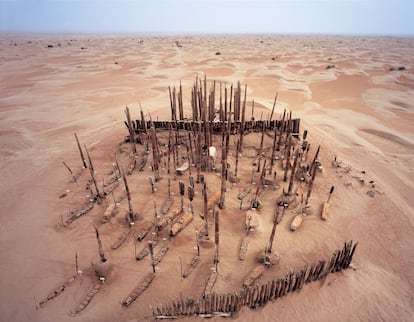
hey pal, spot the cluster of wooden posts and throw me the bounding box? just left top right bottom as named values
left=49, top=75, right=354, bottom=319
left=151, top=241, right=358, bottom=319
left=127, top=119, right=301, bottom=138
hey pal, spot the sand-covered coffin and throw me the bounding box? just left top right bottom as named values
left=170, top=211, right=194, bottom=236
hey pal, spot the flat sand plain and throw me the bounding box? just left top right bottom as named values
left=0, top=34, right=413, bottom=322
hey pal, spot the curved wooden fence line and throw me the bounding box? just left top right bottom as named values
left=151, top=241, right=357, bottom=318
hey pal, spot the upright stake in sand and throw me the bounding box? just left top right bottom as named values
left=121, top=168, right=135, bottom=225
left=214, top=208, right=219, bottom=272
left=125, top=106, right=137, bottom=155
left=287, top=149, right=299, bottom=195
left=84, top=145, right=103, bottom=200
left=74, top=133, right=87, bottom=169
left=148, top=241, right=155, bottom=273
left=202, top=181, right=209, bottom=238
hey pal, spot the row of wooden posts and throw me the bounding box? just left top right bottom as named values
left=151, top=241, right=358, bottom=318
left=127, top=118, right=301, bottom=138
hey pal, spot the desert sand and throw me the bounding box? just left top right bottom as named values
left=0, top=34, right=413, bottom=322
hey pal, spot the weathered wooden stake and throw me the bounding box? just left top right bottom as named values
left=287, top=149, right=299, bottom=195
left=93, top=224, right=107, bottom=262
left=84, top=145, right=103, bottom=199
left=75, top=252, right=79, bottom=275
left=214, top=208, right=219, bottom=272
left=148, top=241, right=156, bottom=273
left=74, top=133, right=87, bottom=169
left=125, top=106, right=137, bottom=155
left=196, top=231, right=200, bottom=256
left=269, top=92, right=278, bottom=121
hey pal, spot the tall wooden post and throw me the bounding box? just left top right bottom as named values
left=74, top=133, right=87, bottom=169
left=235, top=139, right=240, bottom=177
left=84, top=145, right=103, bottom=199
left=148, top=241, right=156, bottom=273
left=305, top=166, right=317, bottom=205
left=267, top=216, right=278, bottom=254
left=287, top=149, right=299, bottom=195
left=121, top=168, right=135, bottom=224
left=214, top=208, right=219, bottom=272
left=219, top=124, right=227, bottom=209
left=309, top=145, right=321, bottom=175
left=202, top=182, right=209, bottom=238
left=75, top=252, right=79, bottom=275
left=125, top=106, right=137, bottom=155
left=269, top=124, right=278, bottom=174
left=269, top=92, right=278, bottom=121
left=239, top=84, right=247, bottom=153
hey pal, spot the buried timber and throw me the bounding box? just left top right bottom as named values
left=38, top=76, right=359, bottom=319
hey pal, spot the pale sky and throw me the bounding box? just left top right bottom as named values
left=1, top=0, right=413, bottom=35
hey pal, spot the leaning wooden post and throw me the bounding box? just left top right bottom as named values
left=93, top=224, right=107, bottom=262
left=121, top=168, right=135, bottom=224
left=84, top=145, right=103, bottom=199
left=267, top=216, right=278, bottom=254
left=125, top=106, right=137, bottom=155
left=74, top=133, right=88, bottom=169
left=214, top=208, right=219, bottom=272
left=148, top=241, right=156, bottom=273
left=309, top=145, right=320, bottom=175
left=287, top=149, right=299, bottom=195
left=269, top=92, right=278, bottom=121
left=305, top=166, right=317, bottom=205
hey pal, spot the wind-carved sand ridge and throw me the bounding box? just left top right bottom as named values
left=0, top=35, right=413, bottom=322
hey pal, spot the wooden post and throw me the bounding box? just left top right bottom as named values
left=196, top=231, right=200, bottom=256
left=121, top=168, right=135, bottom=224
left=75, top=252, right=79, bottom=275
left=93, top=224, right=107, bottom=262
left=153, top=200, right=158, bottom=236
left=269, top=92, right=278, bottom=121
left=74, top=133, right=87, bottom=169
left=188, top=185, right=194, bottom=213
left=269, top=123, right=278, bottom=174
left=214, top=208, right=219, bottom=272
left=219, top=125, right=226, bottom=209
left=125, top=106, right=137, bottom=155
left=202, top=182, right=209, bottom=237
left=309, top=145, right=320, bottom=175
left=168, top=178, right=171, bottom=198
left=62, top=161, right=73, bottom=176
left=148, top=241, right=155, bottom=273
left=287, top=149, right=299, bottom=195
left=235, top=139, right=240, bottom=177
left=179, top=181, right=185, bottom=210
left=84, top=145, right=103, bottom=199
left=305, top=166, right=317, bottom=205
left=149, top=176, right=155, bottom=194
